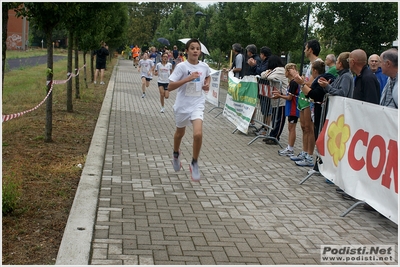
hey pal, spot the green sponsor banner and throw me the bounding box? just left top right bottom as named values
left=223, top=72, right=258, bottom=134
left=227, top=75, right=258, bottom=106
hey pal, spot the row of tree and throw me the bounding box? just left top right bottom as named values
left=3, top=3, right=128, bottom=142
left=127, top=2, right=397, bottom=66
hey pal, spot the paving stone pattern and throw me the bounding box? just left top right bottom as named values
left=90, top=59, right=398, bottom=265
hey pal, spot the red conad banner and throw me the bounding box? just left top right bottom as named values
left=316, top=96, right=398, bottom=224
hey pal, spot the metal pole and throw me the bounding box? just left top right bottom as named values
left=202, top=15, right=208, bottom=61
left=299, top=4, right=311, bottom=76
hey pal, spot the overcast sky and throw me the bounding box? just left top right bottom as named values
left=198, top=1, right=215, bottom=8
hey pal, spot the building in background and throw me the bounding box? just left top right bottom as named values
left=7, top=8, right=29, bottom=50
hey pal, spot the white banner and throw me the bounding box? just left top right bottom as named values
left=223, top=72, right=258, bottom=134
left=316, top=96, right=398, bottom=224
left=205, top=68, right=220, bottom=107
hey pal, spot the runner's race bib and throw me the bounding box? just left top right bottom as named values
left=185, top=77, right=202, bottom=96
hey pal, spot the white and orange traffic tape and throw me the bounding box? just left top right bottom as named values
left=2, top=65, right=86, bottom=123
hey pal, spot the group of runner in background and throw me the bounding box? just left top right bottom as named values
left=131, top=45, right=187, bottom=109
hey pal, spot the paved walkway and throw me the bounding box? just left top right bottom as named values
left=57, top=59, right=397, bottom=265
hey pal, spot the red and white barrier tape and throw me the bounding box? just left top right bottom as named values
left=2, top=65, right=86, bottom=123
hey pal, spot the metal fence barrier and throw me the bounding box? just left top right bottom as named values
left=233, top=77, right=284, bottom=148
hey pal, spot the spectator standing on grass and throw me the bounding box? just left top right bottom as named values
left=379, top=48, right=398, bottom=109
left=168, top=39, right=211, bottom=182
left=154, top=52, right=173, bottom=113
left=349, top=49, right=380, bottom=104
left=274, top=63, right=300, bottom=157
left=368, top=54, right=388, bottom=94
left=138, top=52, right=155, bottom=98
left=93, top=41, right=109, bottom=85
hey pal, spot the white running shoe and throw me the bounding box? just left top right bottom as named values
left=172, top=150, right=182, bottom=172
left=290, top=151, right=306, bottom=161
left=278, top=148, right=294, bottom=157
left=295, top=156, right=314, bottom=167
left=190, top=161, right=201, bottom=181
left=160, top=107, right=164, bottom=113
left=142, top=93, right=146, bottom=98
left=100, top=81, right=105, bottom=85
left=94, top=81, right=97, bottom=84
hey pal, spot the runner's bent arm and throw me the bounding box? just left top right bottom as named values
left=168, top=72, right=200, bottom=91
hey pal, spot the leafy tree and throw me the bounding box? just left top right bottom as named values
left=61, top=3, right=80, bottom=112
left=247, top=2, right=309, bottom=57
left=316, top=2, right=398, bottom=56
left=127, top=2, right=174, bottom=47
left=15, top=3, right=68, bottom=142
left=211, top=2, right=255, bottom=54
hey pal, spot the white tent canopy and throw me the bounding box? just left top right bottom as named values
left=178, top=38, right=210, bottom=55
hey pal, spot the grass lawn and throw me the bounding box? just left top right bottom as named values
left=2, top=51, right=118, bottom=264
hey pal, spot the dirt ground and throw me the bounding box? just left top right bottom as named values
left=2, top=60, right=116, bottom=264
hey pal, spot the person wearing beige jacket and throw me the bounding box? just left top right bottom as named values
left=260, top=55, right=289, bottom=144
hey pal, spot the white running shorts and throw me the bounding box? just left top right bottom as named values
left=174, top=109, right=204, bottom=128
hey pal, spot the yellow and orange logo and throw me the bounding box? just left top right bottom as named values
left=327, top=115, right=351, bottom=167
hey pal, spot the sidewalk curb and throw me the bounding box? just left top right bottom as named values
left=55, top=61, right=118, bottom=265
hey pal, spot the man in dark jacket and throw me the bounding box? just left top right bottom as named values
left=257, top=46, right=272, bottom=75
left=94, top=41, right=109, bottom=85
left=245, top=44, right=262, bottom=75
left=349, top=49, right=380, bottom=104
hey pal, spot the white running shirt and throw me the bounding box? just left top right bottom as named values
left=156, top=62, right=172, bottom=83
left=169, top=60, right=211, bottom=113
left=139, top=59, right=154, bottom=78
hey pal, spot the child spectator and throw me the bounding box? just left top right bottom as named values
left=274, top=63, right=300, bottom=156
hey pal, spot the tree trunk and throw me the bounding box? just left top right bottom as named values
left=45, top=31, right=54, bottom=143
left=83, top=51, right=88, bottom=88
left=74, top=35, right=80, bottom=99
left=2, top=4, right=9, bottom=92
left=90, top=50, right=94, bottom=83
left=67, top=31, right=73, bottom=112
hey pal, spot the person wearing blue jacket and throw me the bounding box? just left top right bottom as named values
left=368, top=54, right=388, bottom=94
